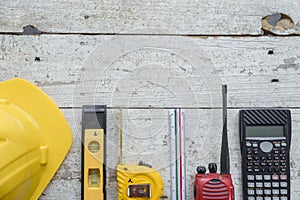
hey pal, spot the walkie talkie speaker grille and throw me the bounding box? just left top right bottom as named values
left=203, top=180, right=229, bottom=199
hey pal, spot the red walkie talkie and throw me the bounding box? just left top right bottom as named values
left=194, top=85, right=234, bottom=200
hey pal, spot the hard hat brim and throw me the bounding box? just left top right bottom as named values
left=0, top=78, right=72, bottom=199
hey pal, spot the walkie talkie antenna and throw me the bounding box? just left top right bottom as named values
left=220, top=85, right=230, bottom=174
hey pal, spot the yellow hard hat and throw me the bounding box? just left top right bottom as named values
left=0, top=78, right=72, bottom=200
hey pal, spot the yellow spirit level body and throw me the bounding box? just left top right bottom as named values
left=83, top=129, right=104, bottom=199
left=82, top=105, right=106, bottom=200
left=117, top=164, right=164, bottom=200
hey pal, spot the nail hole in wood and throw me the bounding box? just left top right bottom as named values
left=34, top=57, right=41, bottom=62
left=271, top=79, right=279, bottom=83
left=268, top=50, right=274, bottom=55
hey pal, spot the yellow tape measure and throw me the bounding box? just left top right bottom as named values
left=117, top=108, right=164, bottom=200
left=117, top=164, right=164, bottom=200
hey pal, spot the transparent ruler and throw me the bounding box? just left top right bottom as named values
left=170, top=109, right=186, bottom=200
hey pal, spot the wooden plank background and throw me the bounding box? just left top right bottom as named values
left=0, top=0, right=299, bottom=35
left=0, top=0, right=300, bottom=199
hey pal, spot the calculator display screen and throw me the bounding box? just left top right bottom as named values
left=246, top=125, right=284, bottom=137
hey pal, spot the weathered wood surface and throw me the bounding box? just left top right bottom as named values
left=38, top=108, right=300, bottom=199
left=0, top=0, right=299, bottom=35
left=0, top=35, right=299, bottom=108
left=0, top=4, right=299, bottom=197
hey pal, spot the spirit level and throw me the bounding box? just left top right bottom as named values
left=117, top=108, right=164, bottom=200
left=170, top=109, right=186, bottom=200
left=82, top=105, right=106, bottom=200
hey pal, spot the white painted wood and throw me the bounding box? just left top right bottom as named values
left=0, top=0, right=299, bottom=35
left=0, top=35, right=299, bottom=108
left=1, top=34, right=299, bottom=199
left=40, top=108, right=300, bottom=199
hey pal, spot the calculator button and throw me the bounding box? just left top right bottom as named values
left=256, top=189, right=263, bottom=195
left=273, top=197, right=279, bottom=200
left=247, top=175, right=255, bottom=180
left=264, top=175, right=271, bottom=180
left=247, top=189, right=255, bottom=195
left=256, top=197, right=263, bottom=200
left=272, top=189, right=279, bottom=194
left=248, top=182, right=255, bottom=187
left=280, top=182, right=288, bottom=187
left=274, top=150, right=279, bottom=154
left=267, top=168, right=272, bottom=172
left=280, top=189, right=288, bottom=195
left=246, top=142, right=252, bottom=147
left=247, top=197, right=255, bottom=200
left=280, top=175, right=287, bottom=180
left=264, top=182, right=271, bottom=188
left=264, top=197, right=271, bottom=200
left=280, top=197, right=288, bottom=200
left=267, top=156, right=272, bottom=160
left=264, top=189, right=271, bottom=195
left=272, top=175, right=279, bottom=180
left=256, top=182, right=263, bottom=187
left=272, top=182, right=279, bottom=187
left=281, top=142, right=287, bottom=147
left=252, top=143, right=258, bottom=147
left=260, top=141, right=273, bottom=152
left=275, top=143, right=281, bottom=147
left=254, top=168, right=259, bottom=172
left=255, top=175, right=263, bottom=180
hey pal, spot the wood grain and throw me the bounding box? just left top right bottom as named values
left=0, top=0, right=299, bottom=35
left=0, top=35, right=299, bottom=108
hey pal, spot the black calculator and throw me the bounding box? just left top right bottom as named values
left=239, top=109, right=291, bottom=200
